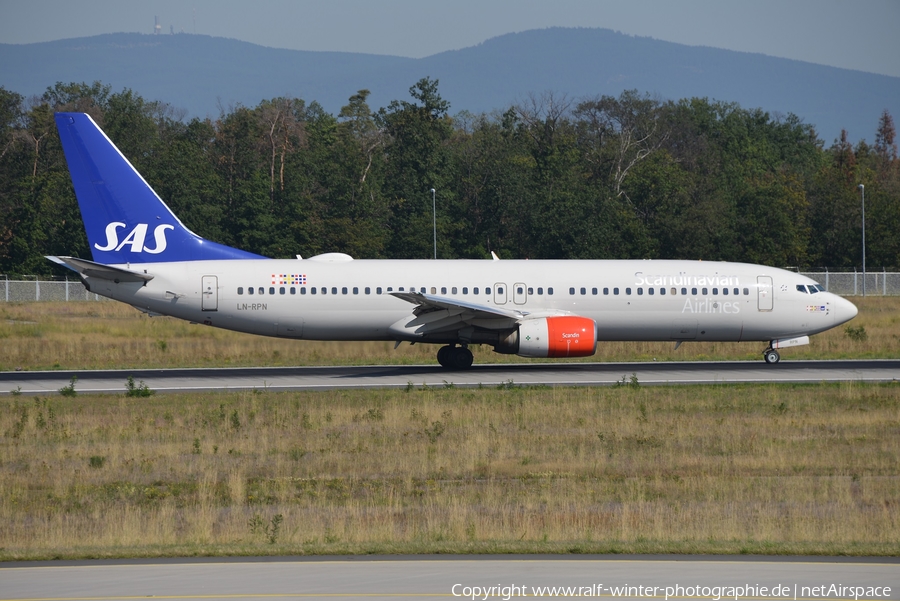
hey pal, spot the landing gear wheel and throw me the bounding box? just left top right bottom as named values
left=437, top=345, right=474, bottom=369
left=763, top=349, right=780, bottom=364
left=451, top=346, right=474, bottom=370
left=437, top=345, right=453, bottom=368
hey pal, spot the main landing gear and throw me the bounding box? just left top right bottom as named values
left=437, top=344, right=474, bottom=369
left=763, top=347, right=781, bottom=364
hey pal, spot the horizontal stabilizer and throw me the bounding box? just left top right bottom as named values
left=46, top=256, right=154, bottom=283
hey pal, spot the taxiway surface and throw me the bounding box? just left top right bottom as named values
left=2, top=556, right=898, bottom=601
left=1, top=360, right=898, bottom=395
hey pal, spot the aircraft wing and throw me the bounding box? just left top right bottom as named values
left=389, top=291, right=526, bottom=338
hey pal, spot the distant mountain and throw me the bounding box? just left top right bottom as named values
left=2, top=28, right=898, bottom=143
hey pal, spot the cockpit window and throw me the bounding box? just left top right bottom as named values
left=796, top=285, right=808, bottom=294
left=815, top=284, right=826, bottom=292
left=808, top=285, right=819, bottom=294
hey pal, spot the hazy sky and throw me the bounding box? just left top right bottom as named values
left=2, top=0, right=898, bottom=78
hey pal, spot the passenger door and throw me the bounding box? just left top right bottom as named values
left=201, top=275, right=218, bottom=311
left=757, top=276, right=773, bottom=311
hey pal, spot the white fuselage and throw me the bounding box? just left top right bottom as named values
left=85, top=258, right=857, bottom=346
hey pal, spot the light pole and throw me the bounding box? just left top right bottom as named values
left=859, top=184, right=866, bottom=296
left=431, top=188, right=436, bottom=260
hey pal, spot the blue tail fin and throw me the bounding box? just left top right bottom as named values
left=55, top=112, right=266, bottom=264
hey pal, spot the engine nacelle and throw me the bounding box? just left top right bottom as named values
left=515, top=316, right=597, bottom=358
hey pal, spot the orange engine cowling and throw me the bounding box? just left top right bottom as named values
left=516, top=316, right=597, bottom=358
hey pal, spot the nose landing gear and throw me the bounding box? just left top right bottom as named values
left=437, top=344, right=474, bottom=369
left=763, top=348, right=780, bottom=364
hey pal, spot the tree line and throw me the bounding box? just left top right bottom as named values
left=0, top=78, right=898, bottom=275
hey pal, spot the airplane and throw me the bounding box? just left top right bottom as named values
left=48, top=112, right=859, bottom=368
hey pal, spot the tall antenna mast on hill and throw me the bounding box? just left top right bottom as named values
left=154, top=16, right=161, bottom=35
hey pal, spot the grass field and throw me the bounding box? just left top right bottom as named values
left=0, top=297, right=897, bottom=371
left=1, top=382, right=898, bottom=560
left=0, top=299, right=897, bottom=560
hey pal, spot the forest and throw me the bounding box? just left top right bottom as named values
left=0, top=78, right=897, bottom=276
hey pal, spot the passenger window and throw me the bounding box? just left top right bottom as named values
left=527, top=287, right=533, bottom=295
left=353, top=287, right=359, bottom=295
left=702, top=288, right=708, bottom=295
left=279, top=287, right=285, bottom=295
left=733, top=288, right=739, bottom=295
left=672, top=288, right=678, bottom=295
left=722, top=288, right=728, bottom=295
left=680, top=288, right=686, bottom=295
left=248, top=287, right=254, bottom=295
left=626, top=288, right=632, bottom=295
left=485, top=287, right=491, bottom=294
left=580, top=287, right=587, bottom=295
left=692, top=288, right=698, bottom=295
left=441, top=287, right=447, bottom=294
left=648, top=288, right=654, bottom=295
left=364, top=287, right=370, bottom=294
left=603, top=287, right=609, bottom=295
left=463, top=287, right=468, bottom=294
left=322, top=287, right=327, bottom=295
left=712, top=288, right=718, bottom=295
left=311, top=288, right=316, bottom=295
left=660, top=288, right=666, bottom=295
left=300, top=288, right=306, bottom=295
left=341, top=287, right=347, bottom=295
left=569, top=288, right=576, bottom=295
left=474, top=287, right=479, bottom=294
left=613, top=287, right=619, bottom=295
left=268, top=287, right=274, bottom=295
left=743, top=288, right=749, bottom=295
left=517, top=287, right=524, bottom=294
left=376, top=287, right=382, bottom=294
left=497, top=287, right=503, bottom=294
left=421, top=287, right=426, bottom=293
left=238, top=287, right=244, bottom=295
left=452, top=287, right=458, bottom=294
left=548, top=287, right=554, bottom=295
left=638, top=288, right=644, bottom=295
left=290, top=287, right=296, bottom=295
left=398, top=287, right=403, bottom=292
left=537, top=287, right=543, bottom=295
left=259, top=287, right=265, bottom=295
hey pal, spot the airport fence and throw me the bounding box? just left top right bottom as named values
left=1, top=276, right=106, bottom=302
left=800, top=270, right=900, bottom=296
left=2, top=270, right=899, bottom=301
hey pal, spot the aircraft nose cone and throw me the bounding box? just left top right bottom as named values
left=833, top=295, right=858, bottom=326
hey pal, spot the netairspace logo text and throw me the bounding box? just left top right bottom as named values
left=451, top=583, right=893, bottom=600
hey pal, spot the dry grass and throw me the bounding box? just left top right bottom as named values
left=0, top=297, right=897, bottom=371
left=1, top=382, right=898, bottom=559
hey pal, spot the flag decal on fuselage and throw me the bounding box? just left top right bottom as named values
left=272, top=274, right=307, bottom=285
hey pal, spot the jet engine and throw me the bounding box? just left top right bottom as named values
left=494, top=315, right=597, bottom=358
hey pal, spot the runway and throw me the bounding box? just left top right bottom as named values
left=1, top=556, right=898, bottom=601
left=0, top=359, right=898, bottom=395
